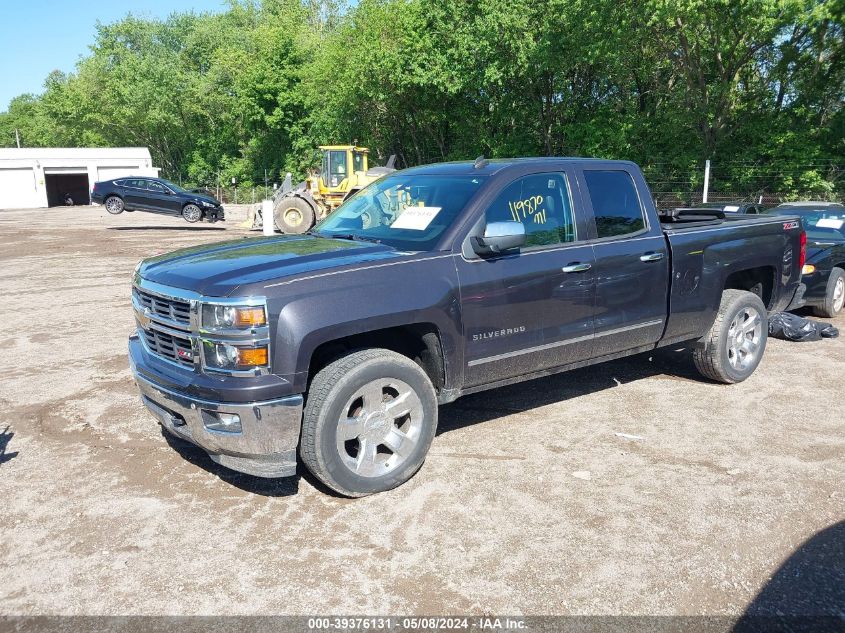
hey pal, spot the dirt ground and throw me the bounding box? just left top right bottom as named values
left=0, top=205, right=842, bottom=617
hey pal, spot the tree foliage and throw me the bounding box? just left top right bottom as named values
left=0, top=0, right=841, bottom=197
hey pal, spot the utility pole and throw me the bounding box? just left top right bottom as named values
left=15, top=129, right=21, bottom=148
left=702, top=159, right=711, bottom=203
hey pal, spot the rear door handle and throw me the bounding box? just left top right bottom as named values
left=640, top=252, right=664, bottom=262
left=562, top=262, right=592, bottom=273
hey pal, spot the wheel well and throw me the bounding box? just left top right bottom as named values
left=308, top=324, right=446, bottom=393
left=284, top=193, right=318, bottom=210
left=724, top=266, right=775, bottom=308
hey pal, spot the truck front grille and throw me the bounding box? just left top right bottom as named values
left=141, top=327, right=194, bottom=368
left=133, top=288, right=191, bottom=326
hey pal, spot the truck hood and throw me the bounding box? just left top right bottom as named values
left=137, top=235, right=405, bottom=296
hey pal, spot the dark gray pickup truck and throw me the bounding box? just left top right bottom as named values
left=129, top=158, right=806, bottom=496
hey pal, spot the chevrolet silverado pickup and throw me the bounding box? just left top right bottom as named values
left=129, top=158, right=806, bottom=496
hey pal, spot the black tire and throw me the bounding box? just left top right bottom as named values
left=104, top=196, right=124, bottom=215
left=182, top=204, right=202, bottom=223
left=274, top=196, right=315, bottom=234
left=811, top=267, right=845, bottom=318
left=300, top=349, right=438, bottom=497
left=693, top=289, right=768, bottom=384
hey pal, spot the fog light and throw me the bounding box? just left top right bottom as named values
left=202, top=411, right=242, bottom=434
left=802, top=264, right=816, bottom=275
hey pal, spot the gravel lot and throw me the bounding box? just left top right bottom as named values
left=0, top=205, right=842, bottom=617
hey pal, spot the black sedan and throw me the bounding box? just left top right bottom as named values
left=764, top=202, right=845, bottom=317
left=91, top=177, right=224, bottom=223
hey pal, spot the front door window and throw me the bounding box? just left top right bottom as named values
left=328, top=151, right=348, bottom=187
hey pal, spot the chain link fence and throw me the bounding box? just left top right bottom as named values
left=186, top=161, right=843, bottom=209
left=192, top=186, right=276, bottom=205
left=644, top=160, right=843, bottom=210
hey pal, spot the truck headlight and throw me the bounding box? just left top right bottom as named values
left=203, top=341, right=269, bottom=370
left=202, top=304, right=266, bottom=329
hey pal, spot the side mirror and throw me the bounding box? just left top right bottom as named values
left=471, top=221, right=526, bottom=255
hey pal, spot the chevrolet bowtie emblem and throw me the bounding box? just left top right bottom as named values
left=138, top=307, right=152, bottom=330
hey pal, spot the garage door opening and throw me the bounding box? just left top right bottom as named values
left=45, top=173, right=90, bottom=207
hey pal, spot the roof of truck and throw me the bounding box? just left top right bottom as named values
left=401, top=157, right=636, bottom=175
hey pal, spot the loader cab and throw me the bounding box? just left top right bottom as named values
left=318, top=145, right=369, bottom=193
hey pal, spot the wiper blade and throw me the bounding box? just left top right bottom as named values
left=323, top=233, right=382, bottom=244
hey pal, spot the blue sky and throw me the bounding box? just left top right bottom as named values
left=0, top=0, right=228, bottom=111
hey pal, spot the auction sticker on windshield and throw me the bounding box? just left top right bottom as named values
left=817, top=218, right=844, bottom=230
left=390, top=206, right=441, bottom=230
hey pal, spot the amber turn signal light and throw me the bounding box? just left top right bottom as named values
left=237, top=346, right=268, bottom=367
left=802, top=264, right=816, bottom=275
left=234, top=307, right=267, bottom=327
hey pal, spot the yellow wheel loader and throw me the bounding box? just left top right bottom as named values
left=266, top=145, right=395, bottom=234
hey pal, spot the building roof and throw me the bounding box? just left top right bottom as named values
left=0, top=147, right=153, bottom=161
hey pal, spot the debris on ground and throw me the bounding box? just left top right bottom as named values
left=768, top=312, right=839, bottom=342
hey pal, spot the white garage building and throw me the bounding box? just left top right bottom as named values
left=0, top=147, right=160, bottom=210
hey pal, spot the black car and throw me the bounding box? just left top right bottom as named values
left=699, top=201, right=764, bottom=215
left=764, top=201, right=845, bottom=317
left=91, top=177, right=224, bottom=223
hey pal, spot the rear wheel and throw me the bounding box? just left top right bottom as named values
left=274, top=196, right=315, bottom=234
left=811, top=267, right=845, bottom=318
left=104, top=196, right=124, bottom=215
left=182, top=204, right=202, bottom=223
left=300, top=349, right=438, bottom=497
left=693, top=289, right=768, bottom=384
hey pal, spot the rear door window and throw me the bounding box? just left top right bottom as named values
left=583, top=170, right=646, bottom=238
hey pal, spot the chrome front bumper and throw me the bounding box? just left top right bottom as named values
left=131, top=359, right=303, bottom=478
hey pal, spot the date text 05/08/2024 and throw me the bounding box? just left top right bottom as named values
left=307, top=617, right=527, bottom=630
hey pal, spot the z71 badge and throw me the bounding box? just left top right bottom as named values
left=782, top=221, right=800, bottom=230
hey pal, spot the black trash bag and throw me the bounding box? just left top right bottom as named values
left=768, top=312, right=839, bottom=342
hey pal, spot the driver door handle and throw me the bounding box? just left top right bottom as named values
left=640, top=252, right=665, bottom=262
left=562, top=262, right=592, bottom=273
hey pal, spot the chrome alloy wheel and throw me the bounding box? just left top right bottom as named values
left=335, top=378, right=424, bottom=478
left=105, top=197, right=123, bottom=213
left=726, top=306, right=763, bottom=371
left=183, top=204, right=202, bottom=222
left=833, top=276, right=845, bottom=313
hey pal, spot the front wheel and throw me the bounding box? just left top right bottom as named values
left=300, top=349, right=438, bottom=497
left=182, top=204, right=202, bottom=223
left=274, top=196, right=315, bottom=234
left=812, top=267, right=845, bottom=318
left=693, top=289, right=768, bottom=384
left=104, top=196, right=124, bottom=215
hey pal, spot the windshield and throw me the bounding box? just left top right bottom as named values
left=764, top=206, right=845, bottom=241
left=160, top=179, right=187, bottom=193
left=314, top=173, right=488, bottom=251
